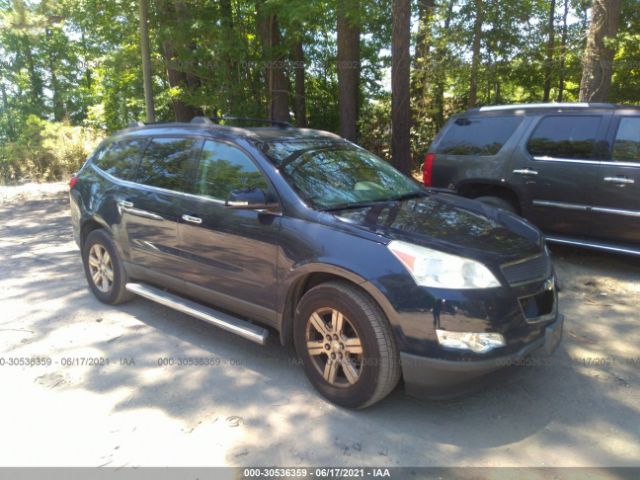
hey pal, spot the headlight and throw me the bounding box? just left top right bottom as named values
left=388, top=240, right=500, bottom=289
left=436, top=329, right=506, bottom=353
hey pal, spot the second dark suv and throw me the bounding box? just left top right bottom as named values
left=70, top=117, right=563, bottom=408
left=424, top=103, right=640, bottom=256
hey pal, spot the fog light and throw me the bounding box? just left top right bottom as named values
left=436, top=329, right=506, bottom=354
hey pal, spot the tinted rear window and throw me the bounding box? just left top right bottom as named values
left=93, top=138, right=146, bottom=180
left=527, top=115, right=601, bottom=159
left=436, top=115, right=522, bottom=155
left=136, top=137, right=198, bottom=191
left=612, top=117, right=640, bottom=162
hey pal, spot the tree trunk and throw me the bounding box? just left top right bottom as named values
left=13, top=0, right=44, bottom=113
left=45, top=29, right=64, bottom=121
left=257, top=3, right=290, bottom=122
left=162, top=41, right=202, bottom=121
left=337, top=0, right=360, bottom=141
left=220, top=0, right=239, bottom=112
left=21, top=38, right=44, bottom=113
left=557, top=0, right=569, bottom=101
left=1, top=82, right=15, bottom=139
left=292, top=39, right=307, bottom=127
left=414, top=0, right=435, bottom=64
left=268, top=15, right=290, bottom=122
left=411, top=0, right=435, bottom=128
left=220, top=0, right=233, bottom=30
left=579, top=0, right=622, bottom=102
left=433, top=0, right=454, bottom=128
left=468, top=0, right=483, bottom=108
left=139, top=0, right=155, bottom=122
left=391, top=0, right=411, bottom=175
left=159, top=1, right=202, bottom=122
left=543, top=0, right=556, bottom=102
left=81, top=30, right=92, bottom=91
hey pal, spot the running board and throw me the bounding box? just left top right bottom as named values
left=125, top=282, right=269, bottom=345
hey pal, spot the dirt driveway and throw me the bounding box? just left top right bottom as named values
left=0, top=185, right=638, bottom=467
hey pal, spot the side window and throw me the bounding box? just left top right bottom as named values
left=93, top=138, right=146, bottom=180
left=436, top=115, right=522, bottom=155
left=194, top=141, right=268, bottom=200
left=612, top=117, right=640, bottom=162
left=527, top=115, right=601, bottom=159
left=136, top=137, right=197, bottom=191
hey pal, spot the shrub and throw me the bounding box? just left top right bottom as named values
left=0, top=115, right=104, bottom=184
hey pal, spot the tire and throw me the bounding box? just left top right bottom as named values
left=475, top=195, right=517, bottom=213
left=293, top=281, right=400, bottom=409
left=82, top=229, right=134, bottom=305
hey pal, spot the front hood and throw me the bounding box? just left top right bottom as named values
left=334, top=193, right=543, bottom=262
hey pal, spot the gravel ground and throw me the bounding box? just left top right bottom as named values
left=0, top=185, right=638, bottom=467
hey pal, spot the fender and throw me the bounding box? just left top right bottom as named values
left=277, top=261, right=399, bottom=346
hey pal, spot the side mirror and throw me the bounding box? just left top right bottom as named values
left=225, top=187, right=278, bottom=211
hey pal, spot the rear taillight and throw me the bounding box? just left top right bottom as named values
left=69, top=175, right=78, bottom=189
left=422, top=153, right=435, bottom=186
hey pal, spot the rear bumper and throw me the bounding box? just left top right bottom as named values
left=400, top=313, right=564, bottom=398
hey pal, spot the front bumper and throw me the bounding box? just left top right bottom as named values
left=400, top=313, right=564, bottom=398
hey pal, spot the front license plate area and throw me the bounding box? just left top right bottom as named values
left=544, top=315, right=563, bottom=355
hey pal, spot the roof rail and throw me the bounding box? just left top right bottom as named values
left=211, top=115, right=291, bottom=128
left=476, top=102, right=615, bottom=112
left=128, top=120, right=145, bottom=128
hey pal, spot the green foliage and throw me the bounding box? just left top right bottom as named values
left=0, top=0, right=637, bottom=181
left=359, top=95, right=391, bottom=160
left=0, top=116, right=103, bottom=183
left=611, top=1, right=640, bottom=103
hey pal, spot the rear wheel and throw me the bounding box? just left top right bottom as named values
left=294, top=281, right=400, bottom=409
left=82, top=229, right=133, bottom=305
left=475, top=195, right=517, bottom=213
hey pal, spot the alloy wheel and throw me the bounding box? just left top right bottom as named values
left=88, top=244, right=114, bottom=293
left=305, top=307, right=364, bottom=387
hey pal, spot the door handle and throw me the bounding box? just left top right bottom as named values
left=181, top=214, right=203, bottom=224
left=118, top=200, right=134, bottom=208
left=513, top=168, right=538, bottom=175
left=604, top=176, right=635, bottom=185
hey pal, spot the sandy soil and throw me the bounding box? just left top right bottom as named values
left=0, top=185, right=638, bottom=467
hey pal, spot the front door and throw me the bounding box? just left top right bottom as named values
left=510, top=114, right=608, bottom=237
left=590, top=116, right=640, bottom=245
left=178, top=139, right=281, bottom=325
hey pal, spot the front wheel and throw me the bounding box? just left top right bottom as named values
left=294, top=281, right=400, bottom=409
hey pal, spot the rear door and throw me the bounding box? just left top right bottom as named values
left=509, top=113, right=610, bottom=237
left=177, top=139, right=281, bottom=325
left=124, top=136, right=200, bottom=278
left=90, top=137, right=148, bottom=256
left=590, top=115, right=640, bottom=245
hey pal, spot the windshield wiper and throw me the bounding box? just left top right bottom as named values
left=321, top=191, right=425, bottom=212
left=390, top=191, right=425, bottom=201
left=321, top=199, right=397, bottom=212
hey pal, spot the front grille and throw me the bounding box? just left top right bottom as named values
left=501, top=254, right=552, bottom=286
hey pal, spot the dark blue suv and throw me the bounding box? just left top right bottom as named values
left=69, top=117, right=563, bottom=408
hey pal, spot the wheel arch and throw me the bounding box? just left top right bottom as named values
left=278, top=264, right=398, bottom=347
left=456, top=181, right=522, bottom=214
left=80, top=216, right=110, bottom=248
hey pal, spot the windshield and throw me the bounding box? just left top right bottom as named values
left=266, top=143, right=423, bottom=210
